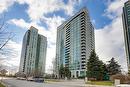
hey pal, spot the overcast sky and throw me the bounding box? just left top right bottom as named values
left=0, top=0, right=128, bottom=73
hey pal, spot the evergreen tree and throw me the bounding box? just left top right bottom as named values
left=64, top=67, right=71, bottom=79
left=59, top=64, right=65, bottom=78
left=59, top=64, right=71, bottom=79
left=107, top=57, right=121, bottom=75
left=87, top=50, right=106, bottom=80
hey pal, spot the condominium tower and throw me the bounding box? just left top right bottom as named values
left=19, top=26, right=47, bottom=77
left=55, top=8, right=95, bottom=78
left=122, top=0, right=130, bottom=70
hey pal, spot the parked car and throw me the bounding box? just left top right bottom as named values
left=17, top=77, right=26, bottom=80
left=34, top=77, right=44, bottom=82
left=27, top=77, right=35, bottom=81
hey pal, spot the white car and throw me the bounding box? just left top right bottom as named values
left=17, top=77, right=26, bottom=80
left=27, top=77, right=35, bottom=81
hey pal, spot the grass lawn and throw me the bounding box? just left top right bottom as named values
left=0, top=82, right=5, bottom=87
left=45, top=79, right=62, bottom=83
left=86, top=81, right=114, bottom=86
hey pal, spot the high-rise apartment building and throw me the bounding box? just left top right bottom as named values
left=19, top=26, right=47, bottom=77
left=55, top=8, right=95, bottom=78
left=122, top=0, right=130, bottom=70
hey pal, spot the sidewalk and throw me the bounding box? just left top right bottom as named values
left=85, top=84, right=114, bottom=87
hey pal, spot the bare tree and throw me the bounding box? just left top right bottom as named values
left=0, top=14, right=14, bottom=50
left=0, top=69, right=8, bottom=76
left=0, top=14, right=15, bottom=75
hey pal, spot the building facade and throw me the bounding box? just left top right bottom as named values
left=55, top=8, right=95, bottom=78
left=122, top=0, right=130, bottom=70
left=19, top=26, right=47, bottom=77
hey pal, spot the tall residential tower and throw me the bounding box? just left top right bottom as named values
left=19, top=26, right=47, bottom=77
left=55, top=8, right=95, bottom=78
left=122, top=0, right=130, bottom=70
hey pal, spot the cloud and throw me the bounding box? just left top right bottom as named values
left=8, top=19, right=29, bottom=29
left=8, top=18, right=47, bottom=35
left=95, top=0, right=127, bottom=72
left=16, top=0, right=78, bottom=22
left=0, top=0, right=15, bottom=14
left=0, top=0, right=79, bottom=20
left=103, top=0, right=127, bottom=19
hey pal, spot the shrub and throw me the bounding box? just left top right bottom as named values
left=88, top=78, right=97, bottom=81
left=110, top=74, right=130, bottom=84
left=78, top=76, right=85, bottom=79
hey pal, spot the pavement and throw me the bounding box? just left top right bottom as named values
left=1, top=77, right=43, bottom=87
left=0, top=77, right=114, bottom=87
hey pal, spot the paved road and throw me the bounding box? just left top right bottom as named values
left=1, top=77, right=114, bottom=87
left=2, top=77, right=43, bottom=87
left=2, top=78, right=85, bottom=87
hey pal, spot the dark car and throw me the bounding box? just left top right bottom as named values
left=34, top=77, right=44, bottom=83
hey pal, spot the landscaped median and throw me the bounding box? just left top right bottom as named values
left=86, top=81, right=114, bottom=86
left=44, top=79, right=62, bottom=83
